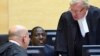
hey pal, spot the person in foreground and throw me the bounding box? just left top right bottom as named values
left=55, top=0, right=100, bottom=56
left=31, top=26, right=54, bottom=56
left=0, top=25, right=30, bottom=56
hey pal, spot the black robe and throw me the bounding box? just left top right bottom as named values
left=55, top=6, right=100, bottom=56
left=0, top=42, right=28, bottom=56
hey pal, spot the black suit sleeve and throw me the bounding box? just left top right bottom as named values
left=55, top=12, right=68, bottom=56
left=96, top=14, right=100, bottom=44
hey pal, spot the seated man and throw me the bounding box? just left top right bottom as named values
left=0, top=25, right=30, bottom=56
left=30, top=26, right=54, bottom=56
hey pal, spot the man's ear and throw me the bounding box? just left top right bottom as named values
left=22, top=35, right=26, bottom=44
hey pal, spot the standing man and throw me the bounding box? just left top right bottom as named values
left=0, top=25, right=30, bottom=56
left=55, top=0, right=100, bottom=56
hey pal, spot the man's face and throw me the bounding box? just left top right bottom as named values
left=32, top=28, right=46, bottom=46
left=70, top=3, right=87, bottom=20
left=24, top=32, right=30, bottom=49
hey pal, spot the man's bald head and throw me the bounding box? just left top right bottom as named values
left=9, top=25, right=28, bottom=38
left=8, top=25, right=30, bottom=49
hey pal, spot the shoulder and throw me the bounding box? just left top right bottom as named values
left=0, top=42, right=13, bottom=54
left=89, top=6, right=100, bottom=11
left=45, top=44, right=54, bottom=51
left=7, top=43, right=27, bottom=56
left=61, top=11, right=72, bottom=17
left=59, top=11, right=73, bottom=22
left=44, top=45, right=54, bottom=56
left=45, top=44, right=54, bottom=49
left=88, top=6, right=100, bottom=22
left=89, top=6, right=100, bottom=16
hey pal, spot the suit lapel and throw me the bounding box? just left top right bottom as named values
left=71, top=20, right=77, bottom=41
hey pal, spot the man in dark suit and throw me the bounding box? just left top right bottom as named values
left=55, top=0, right=100, bottom=56
left=0, top=25, right=30, bottom=56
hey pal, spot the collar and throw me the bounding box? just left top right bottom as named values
left=9, top=40, right=20, bottom=46
left=84, top=10, right=88, bottom=18
left=77, top=10, right=89, bottom=37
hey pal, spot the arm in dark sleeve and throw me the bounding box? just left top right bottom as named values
left=96, top=16, right=100, bottom=44
left=55, top=12, right=68, bottom=56
left=96, top=9, right=100, bottom=44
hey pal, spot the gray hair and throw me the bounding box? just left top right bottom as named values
left=70, top=0, right=89, bottom=8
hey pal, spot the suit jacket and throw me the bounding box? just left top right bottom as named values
left=0, top=42, right=28, bottom=56
left=44, top=44, right=54, bottom=56
left=55, top=6, right=100, bottom=56
left=29, top=44, right=54, bottom=56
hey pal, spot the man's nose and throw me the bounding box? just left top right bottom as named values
left=39, top=35, right=43, bottom=38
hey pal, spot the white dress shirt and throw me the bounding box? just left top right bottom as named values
left=77, top=11, right=89, bottom=37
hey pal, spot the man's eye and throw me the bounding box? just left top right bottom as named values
left=80, top=8, right=84, bottom=12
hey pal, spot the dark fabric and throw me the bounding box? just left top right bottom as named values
left=0, top=42, right=28, bottom=56
left=28, top=44, right=54, bottom=56
left=0, top=35, right=8, bottom=45
left=44, top=44, right=54, bottom=56
left=74, top=22, right=89, bottom=56
left=55, top=6, right=100, bottom=56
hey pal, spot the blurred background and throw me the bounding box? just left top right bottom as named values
left=0, top=0, right=100, bottom=34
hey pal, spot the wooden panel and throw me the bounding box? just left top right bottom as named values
left=8, top=0, right=100, bottom=30
left=0, top=0, right=100, bottom=34
left=89, top=0, right=100, bottom=7
left=0, top=0, right=8, bottom=34
left=9, top=0, right=69, bottom=30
